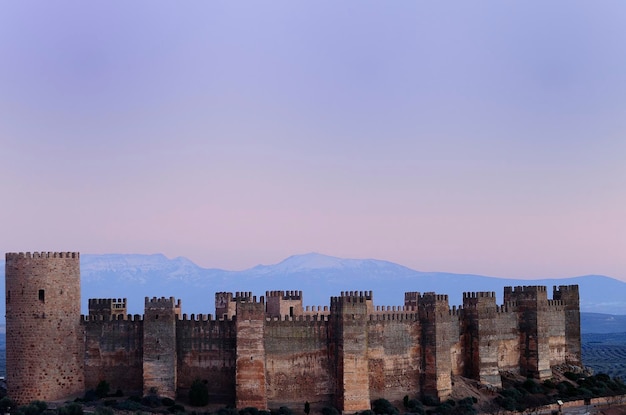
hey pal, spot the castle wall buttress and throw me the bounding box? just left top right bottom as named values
left=235, top=298, right=268, bottom=410
left=418, top=294, right=452, bottom=402
left=331, top=292, right=372, bottom=412
left=462, top=292, right=501, bottom=388
left=505, top=286, right=552, bottom=380
left=553, top=285, right=581, bottom=364
left=5, top=252, right=84, bottom=405
left=143, top=297, right=180, bottom=398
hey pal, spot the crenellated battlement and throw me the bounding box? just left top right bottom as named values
left=82, top=313, right=143, bottom=322
left=234, top=291, right=254, bottom=301
left=419, top=292, right=448, bottom=302
left=372, top=305, right=416, bottom=312
left=463, top=291, right=495, bottom=299
left=6, top=251, right=79, bottom=260
left=330, top=290, right=372, bottom=304
left=554, top=284, right=579, bottom=293
left=369, top=312, right=418, bottom=321
left=304, top=305, right=330, bottom=313
left=180, top=313, right=219, bottom=321
left=504, top=285, right=547, bottom=295
left=547, top=299, right=565, bottom=310
left=265, top=314, right=331, bottom=322
left=341, top=290, right=373, bottom=299
left=89, top=298, right=126, bottom=306
left=145, top=296, right=182, bottom=309
left=265, top=290, right=302, bottom=300
left=88, top=298, right=128, bottom=318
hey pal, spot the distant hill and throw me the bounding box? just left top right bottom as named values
left=1, top=253, right=625, bottom=319
left=581, top=313, right=626, bottom=334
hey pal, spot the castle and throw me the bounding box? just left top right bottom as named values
left=5, top=252, right=582, bottom=411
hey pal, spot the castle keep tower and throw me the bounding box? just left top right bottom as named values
left=5, top=252, right=84, bottom=405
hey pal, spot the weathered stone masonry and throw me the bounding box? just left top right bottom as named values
left=5, top=252, right=581, bottom=411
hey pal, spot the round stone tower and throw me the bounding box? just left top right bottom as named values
left=5, top=252, right=84, bottom=404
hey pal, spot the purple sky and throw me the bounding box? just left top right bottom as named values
left=1, top=1, right=625, bottom=280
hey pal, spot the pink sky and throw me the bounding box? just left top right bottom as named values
left=1, top=1, right=625, bottom=280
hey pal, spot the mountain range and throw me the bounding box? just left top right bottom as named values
left=1, top=253, right=625, bottom=330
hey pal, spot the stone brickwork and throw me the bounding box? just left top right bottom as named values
left=235, top=298, right=267, bottom=409
left=143, top=297, right=180, bottom=398
left=83, top=315, right=143, bottom=394
left=264, top=316, right=332, bottom=410
left=176, top=315, right=237, bottom=403
left=5, top=252, right=84, bottom=405
left=6, top=252, right=582, bottom=411
left=553, top=285, right=582, bottom=362
left=88, top=298, right=127, bottom=319
left=418, top=293, right=453, bottom=401
left=266, top=290, right=303, bottom=318
left=331, top=293, right=372, bottom=412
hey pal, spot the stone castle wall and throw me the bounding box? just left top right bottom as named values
left=83, top=315, right=143, bottom=395
left=5, top=252, right=582, bottom=410
left=366, top=313, right=421, bottom=404
left=264, top=317, right=332, bottom=410
left=176, top=316, right=237, bottom=403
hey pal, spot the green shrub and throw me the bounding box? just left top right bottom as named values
left=522, top=378, right=543, bottom=394
left=542, top=379, right=557, bottom=390
left=96, top=381, right=111, bottom=399
left=57, top=403, right=84, bottom=415
left=421, top=396, right=438, bottom=407
left=94, top=407, right=114, bottom=415
left=406, top=399, right=423, bottom=412
left=162, top=398, right=176, bottom=407
left=240, top=407, right=259, bottom=415
left=321, top=407, right=339, bottom=415
left=372, top=399, right=398, bottom=415
left=189, top=379, right=209, bottom=407
left=273, top=407, right=293, bottom=415
left=168, top=404, right=186, bottom=414
left=0, top=397, right=15, bottom=413
left=113, top=400, right=143, bottom=412
left=82, top=390, right=98, bottom=402
left=22, top=404, right=42, bottom=415
left=217, top=408, right=239, bottom=415
left=564, top=372, right=582, bottom=381
left=141, top=394, right=161, bottom=408
left=494, top=396, right=516, bottom=412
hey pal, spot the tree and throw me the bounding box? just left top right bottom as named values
left=189, top=379, right=209, bottom=407
left=96, top=380, right=111, bottom=399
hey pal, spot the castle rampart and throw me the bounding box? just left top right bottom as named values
left=5, top=252, right=582, bottom=411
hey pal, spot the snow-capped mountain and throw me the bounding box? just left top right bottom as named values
left=1, top=253, right=625, bottom=319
